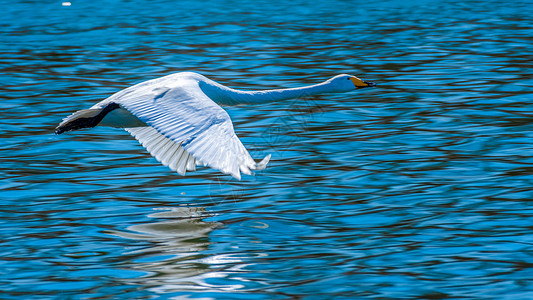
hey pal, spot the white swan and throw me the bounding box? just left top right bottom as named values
left=56, top=72, right=375, bottom=179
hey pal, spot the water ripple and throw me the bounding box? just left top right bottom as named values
left=1, top=0, right=532, bottom=299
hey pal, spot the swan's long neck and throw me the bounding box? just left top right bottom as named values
left=199, top=79, right=332, bottom=106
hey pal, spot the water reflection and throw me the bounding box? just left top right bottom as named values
left=108, top=207, right=217, bottom=271
left=107, top=206, right=257, bottom=294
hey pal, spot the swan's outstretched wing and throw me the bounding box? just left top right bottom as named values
left=125, top=126, right=199, bottom=175
left=114, top=78, right=269, bottom=180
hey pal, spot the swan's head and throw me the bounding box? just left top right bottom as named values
left=327, top=74, right=376, bottom=92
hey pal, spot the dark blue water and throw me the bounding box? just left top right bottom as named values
left=1, top=0, right=532, bottom=299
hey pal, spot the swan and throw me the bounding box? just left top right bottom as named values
left=56, top=72, right=375, bottom=179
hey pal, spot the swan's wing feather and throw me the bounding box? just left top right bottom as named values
left=126, top=127, right=198, bottom=175
left=118, top=78, right=264, bottom=179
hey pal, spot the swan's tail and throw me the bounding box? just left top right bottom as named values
left=55, top=102, right=119, bottom=134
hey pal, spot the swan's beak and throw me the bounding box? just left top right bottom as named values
left=350, top=76, right=376, bottom=89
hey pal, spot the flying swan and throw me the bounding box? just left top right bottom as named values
left=56, top=72, right=375, bottom=179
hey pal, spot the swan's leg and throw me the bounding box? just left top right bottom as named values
left=55, top=102, right=120, bottom=134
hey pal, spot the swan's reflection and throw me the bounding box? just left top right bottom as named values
left=108, top=206, right=223, bottom=285
left=127, top=206, right=217, bottom=249
left=107, top=206, right=255, bottom=293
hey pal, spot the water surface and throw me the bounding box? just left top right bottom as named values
left=1, top=0, right=532, bottom=299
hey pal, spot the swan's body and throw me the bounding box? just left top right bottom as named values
left=56, top=72, right=375, bottom=179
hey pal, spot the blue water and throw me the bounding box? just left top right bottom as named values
left=1, top=0, right=532, bottom=299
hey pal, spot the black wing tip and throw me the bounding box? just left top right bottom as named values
left=55, top=127, right=66, bottom=135
left=54, top=102, right=120, bottom=135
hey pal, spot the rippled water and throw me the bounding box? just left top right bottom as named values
left=1, top=0, right=532, bottom=299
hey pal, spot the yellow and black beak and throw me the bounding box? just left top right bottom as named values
left=350, top=76, right=376, bottom=89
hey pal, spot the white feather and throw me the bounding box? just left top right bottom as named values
left=58, top=72, right=371, bottom=179
left=108, top=73, right=269, bottom=179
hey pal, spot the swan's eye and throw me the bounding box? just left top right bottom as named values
left=346, top=78, right=350, bottom=80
